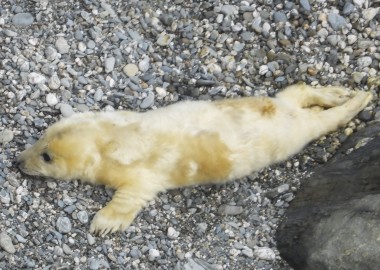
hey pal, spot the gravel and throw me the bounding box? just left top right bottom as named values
left=0, top=0, right=379, bottom=269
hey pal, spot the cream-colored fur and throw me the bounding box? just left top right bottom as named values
left=17, top=83, right=372, bottom=235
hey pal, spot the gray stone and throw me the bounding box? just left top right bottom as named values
left=56, top=217, right=72, bottom=233
left=104, top=57, right=115, bottom=73
left=140, top=91, right=155, bottom=109
left=0, top=232, right=15, bottom=254
left=218, top=204, right=243, bottom=216
left=59, top=104, right=74, bottom=117
left=0, top=129, right=14, bottom=145
left=12, top=13, right=34, bottom=26
left=300, top=0, right=311, bottom=11
left=277, top=123, right=380, bottom=269
left=273, top=12, right=287, bottom=23
left=327, top=13, right=346, bottom=30
left=55, top=37, right=70, bottom=54
left=77, top=211, right=89, bottom=224
left=220, top=5, right=237, bottom=16
left=357, top=56, right=373, bottom=68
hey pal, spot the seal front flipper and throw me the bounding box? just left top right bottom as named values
left=89, top=185, right=155, bottom=236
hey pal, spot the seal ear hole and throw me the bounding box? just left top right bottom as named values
left=41, top=152, right=52, bottom=163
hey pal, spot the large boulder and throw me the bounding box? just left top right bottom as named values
left=276, top=122, right=380, bottom=270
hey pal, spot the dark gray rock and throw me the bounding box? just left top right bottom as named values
left=276, top=122, right=380, bottom=270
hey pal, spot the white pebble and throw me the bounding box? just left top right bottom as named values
left=123, top=63, right=139, bottom=77
left=259, top=65, right=269, bottom=75
left=167, top=227, right=179, bottom=239
left=46, top=93, right=59, bottom=106
left=138, top=57, right=150, bottom=72
left=28, top=72, right=46, bottom=84
left=155, top=87, right=167, bottom=98
left=253, top=247, right=276, bottom=261
left=149, top=249, right=160, bottom=258
left=48, top=73, right=61, bottom=90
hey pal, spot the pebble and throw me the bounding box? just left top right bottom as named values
left=273, top=12, right=287, bottom=23
left=104, top=57, right=115, bottom=73
left=88, top=258, right=100, bottom=270
left=167, top=227, right=179, bottom=239
left=300, top=0, right=311, bottom=11
left=12, top=13, right=34, bottom=26
left=149, top=249, right=160, bottom=259
left=60, top=104, right=75, bottom=117
left=77, top=211, right=89, bottom=224
left=138, top=57, right=150, bottom=72
left=0, top=232, right=16, bottom=254
left=140, top=91, right=155, bottom=109
left=218, top=205, right=243, bottom=216
left=0, top=129, right=14, bottom=145
left=48, top=73, right=61, bottom=90
left=123, top=64, right=139, bottom=77
left=157, top=33, right=174, bottom=46
left=55, top=37, right=70, bottom=54
left=328, top=13, right=346, bottom=30
left=46, top=93, right=59, bottom=107
left=221, top=5, right=237, bottom=16
left=87, top=234, right=96, bottom=245
left=28, top=72, right=46, bottom=84
left=56, top=217, right=72, bottom=233
left=362, top=8, right=379, bottom=21
left=253, top=247, right=276, bottom=261
left=357, top=56, right=372, bottom=69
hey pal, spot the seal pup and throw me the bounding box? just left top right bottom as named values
left=17, top=83, right=372, bottom=235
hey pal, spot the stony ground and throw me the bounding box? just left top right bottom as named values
left=0, top=0, right=379, bottom=269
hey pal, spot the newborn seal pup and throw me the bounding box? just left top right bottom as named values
left=17, top=83, right=372, bottom=235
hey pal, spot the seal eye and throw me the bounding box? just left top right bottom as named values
left=41, top=152, right=52, bottom=163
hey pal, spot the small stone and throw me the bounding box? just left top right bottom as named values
left=155, top=87, right=167, bottom=98
left=104, top=57, right=115, bottom=73
left=123, top=64, right=139, bottom=77
left=273, top=12, right=287, bottom=23
left=253, top=247, right=276, bottom=261
left=277, top=184, right=290, bottom=194
left=77, top=211, right=89, bottom=224
left=87, top=234, right=96, bottom=245
left=56, top=217, right=72, bottom=233
left=138, top=57, right=150, bottom=72
left=59, top=104, right=75, bottom=117
left=55, top=37, right=70, bottom=54
left=218, top=205, right=243, bottom=216
left=48, top=73, right=61, bottom=90
left=328, top=13, right=346, bottom=31
left=300, top=0, right=311, bottom=11
left=358, top=110, right=373, bottom=122
left=343, top=3, right=355, bottom=15
left=28, top=72, right=46, bottom=84
left=259, top=65, right=269, bottom=75
left=357, top=56, right=372, bottom=68
left=0, top=232, right=15, bottom=254
left=221, top=5, right=237, bottom=16
left=352, top=72, right=366, bottom=83
left=347, top=35, right=357, bottom=45
left=307, top=67, right=318, bottom=76
left=88, top=258, right=100, bottom=270
left=167, top=227, right=179, bottom=239
left=242, top=246, right=254, bottom=258
left=149, top=249, right=160, bottom=259
left=156, top=32, right=174, bottom=46
left=12, top=13, right=34, bottom=26
left=0, top=129, right=14, bottom=144
left=46, top=93, right=59, bottom=107
left=140, top=91, right=155, bottom=109
left=362, top=8, right=379, bottom=21
left=94, top=89, right=104, bottom=101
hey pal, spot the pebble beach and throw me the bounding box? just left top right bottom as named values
left=0, top=0, right=379, bottom=269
